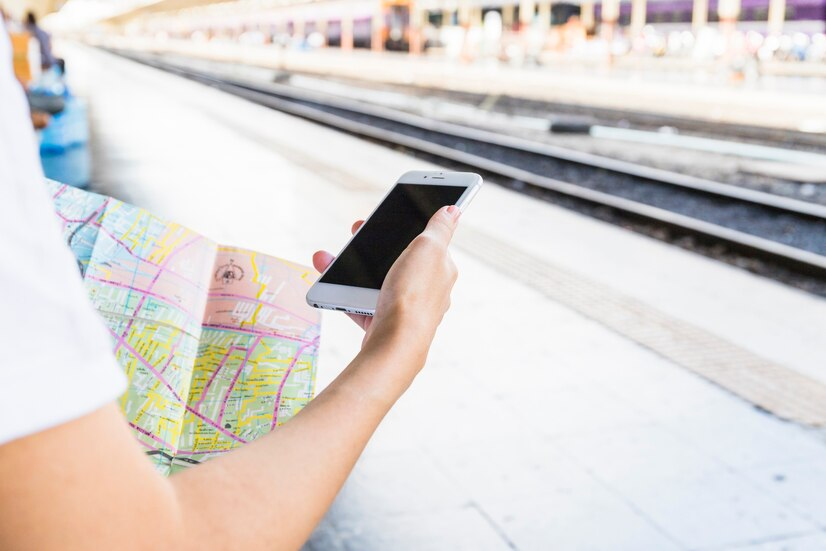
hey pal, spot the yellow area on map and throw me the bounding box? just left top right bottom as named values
left=49, top=181, right=321, bottom=475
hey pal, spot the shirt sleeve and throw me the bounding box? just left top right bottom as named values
left=0, top=26, right=126, bottom=445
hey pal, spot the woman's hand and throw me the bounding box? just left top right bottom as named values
left=312, top=205, right=461, bottom=357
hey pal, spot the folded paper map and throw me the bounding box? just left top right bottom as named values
left=48, top=181, right=321, bottom=475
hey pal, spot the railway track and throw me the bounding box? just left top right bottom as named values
left=111, top=49, right=826, bottom=284
left=415, top=87, right=826, bottom=153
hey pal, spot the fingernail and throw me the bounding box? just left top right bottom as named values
left=446, top=205, right=461, bottom=220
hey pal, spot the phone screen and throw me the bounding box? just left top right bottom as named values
left=319, top=183, right=468, bottom=290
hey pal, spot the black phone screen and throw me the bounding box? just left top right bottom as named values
left=319, top=183, right=468, bottom=290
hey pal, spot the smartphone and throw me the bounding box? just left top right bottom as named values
left=306, top=170, right=483, bottom=316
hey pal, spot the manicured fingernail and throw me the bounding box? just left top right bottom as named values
left=447, top=205, right=461, bottom=220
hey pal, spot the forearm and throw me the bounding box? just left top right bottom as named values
left=0, top=330, right=425, bottom=551
left=171, top=321, right=426, bottom=550
left=1, top=176, right=461, bottom=551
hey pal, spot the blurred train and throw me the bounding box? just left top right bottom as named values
left=155, top=0, right=825, bottom=51
left=165, top=0, right=412, bottom=50
left=606, top=0, right=826, bottom=33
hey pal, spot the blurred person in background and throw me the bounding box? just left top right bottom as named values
left=24, top=10, right=54, bottom=69
left=2, top=7, right=50, bottom=128
left=0, top=20, right=463, bottom=551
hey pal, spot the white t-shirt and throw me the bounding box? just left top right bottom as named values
left=0, top=26, right=126, bottom=445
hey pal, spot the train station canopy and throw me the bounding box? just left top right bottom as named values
left=22, top=0, right=317, bottom=30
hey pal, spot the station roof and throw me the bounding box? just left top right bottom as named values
left=102, top=0, right=229, bottom=24
left=3, top=0, right=61, bottom=19
left=100, top=0, right=323, bottom=26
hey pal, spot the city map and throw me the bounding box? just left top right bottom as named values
left=48, top=181, right=321, bottom=475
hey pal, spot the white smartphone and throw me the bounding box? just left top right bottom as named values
left=306, top=170, right=483, bottom=316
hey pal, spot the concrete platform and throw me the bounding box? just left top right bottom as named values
left=61, top=41, right=826, bottom=550
left=92, top=35, right=826, bottom=133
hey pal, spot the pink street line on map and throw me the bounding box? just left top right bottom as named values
left=137, top=439, right=157, bottom=452
left=184, top=405, right=248, bottom=444
left=115, top=235, right=204, bottom=352
left=61, top=205, right=203, bottom=408
left=98, top=227, right=205, bottom=289
left=217, top=337, right=261, bottom=426
left=108, top=327, right=184, bottom=403
left=57, top=212, right=206, bottom=290
left=52, top=185, right=68, bottom=200
left=110, top=243, right=197, bottom=399
left=192, top=345, right=243, bottom=410
left=209, top=292, right=317, bottom=327
left=110, top=308, right=249, bottom=445
left=271, top=337, right=320, bottom=430
left=159, top=332, right=185, bottom=375
left=56, top=214, right=89, bottom=224
left=173, top=448, right=233, bottom=456
left=86, top=275, right=202, bottom=327
left=136, top=437, right=234, bottom=458
left=129, top=422, right=178, bottom=453
left=55, top=197, right=110, bottom=227
left=58, top=200, right=253, bottom=450
left=202, top=323, right=314, bottom=344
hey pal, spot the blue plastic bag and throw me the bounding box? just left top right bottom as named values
left=39, top=94, right=91, bottom=187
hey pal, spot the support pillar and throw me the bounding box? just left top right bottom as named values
left=276, top=19, right=288, bottom=41
left=458, top=0, right=471, bottom=26
left=601, top=0, right=619, bottom=24
left=410, top=4, right=425, bottom=54
left=601, top=0, right=619, bottom=64
left=341, top=13, right=354, bottom=50
left=767, top=0, right=785, bottom=35
left=471, top=6, right=483, bottom=26
left=580, top=1, right=595, bottom=32
left=717, top=0, right=741, bottom=25
left=442, top=8, right=454, bottom=26
left=519, top=0, right=536, bottom=28
left=457, top=0, right=472, bottom=60
left=717, top=0, right=740, bottom=39
left=630, top=0, right=646, bottom=37
left=601, top=0, right=619, bottom=35
left=293, top=18, right=305, bottom=40
left=502, top=4, right=515, bottom=29
left=537, top=1, right=552, bottom=28
left=718, top=0, right=740, bottom=62
left=371, top=9, right=385, bottom=51
left=691, top=0, right=708, bottom=30
left=316, top=18, right=328, bottom=46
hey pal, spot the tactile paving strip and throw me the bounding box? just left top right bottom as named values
left=454, top=226, right=826, bottom=428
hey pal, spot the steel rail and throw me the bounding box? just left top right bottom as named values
left=112, top=50, right=826, bottom=278
left=209, top=66, right=826, bottom=220
left=124, top=51, right=826, bottom=219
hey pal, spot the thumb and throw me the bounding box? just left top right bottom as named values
left=421, top=205, right=461, bottom=246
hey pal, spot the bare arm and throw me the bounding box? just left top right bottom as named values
left=0, top=205, right=461, bottom=551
